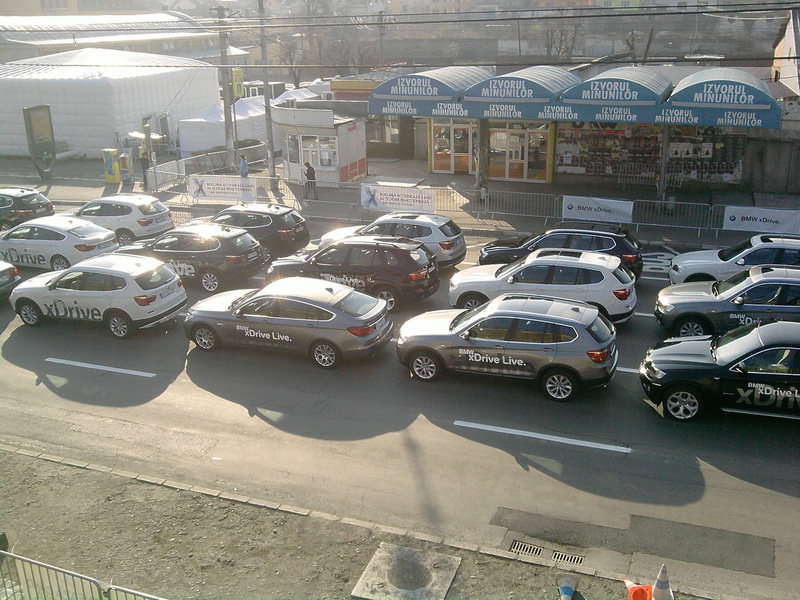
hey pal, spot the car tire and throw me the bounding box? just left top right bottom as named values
left=310, top=340, right=340, bottom=369
left=373, top=285, right=400, bottom=312
left=663, top=384, right=704, bottom=421
left=116, top=229, right=135, bottom=245
left=685, top=273, right=715, bottom=282
left=457, top=293, right=489, bottom=310
left=50, top=255, right=70, bottom=270
left=106, top=310, right=134, bottom=339
left=192, top=325, right=219, bottom=351
left=199, top=269, right=221, bottom=292
left=540, top=368, right=578, bottom=402
left=674, top=316, right=711, bottom=337
left=16, top=300, right=43, bottom=327
left=409, top=350, right=442, bottom=381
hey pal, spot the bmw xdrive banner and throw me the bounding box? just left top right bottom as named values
left=361, top=184, right=435, bottom=213
left=562, top=195, right=633, bottom=223
left=723, top=206, right=798, bottom=234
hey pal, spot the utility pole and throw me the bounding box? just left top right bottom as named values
left=215, top=4, right=235, bottom=171
left=258, top=0, right=278, bottom=187
left=378, top=10, right=385, bottom=67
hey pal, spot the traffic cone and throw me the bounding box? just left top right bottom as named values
left=625, top=579, right=653, bottom=600
left=557, top=572, right=577, bottom=600
left=652, top=564, right=675, bottom=600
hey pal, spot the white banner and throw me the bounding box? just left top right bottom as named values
left=562, top=195, right=633, bottom=223
left=188, top=175, right=257, bottom=202
left=723, top=206, right=799, bottom=234
left=361, top=184, right=435, bottom=213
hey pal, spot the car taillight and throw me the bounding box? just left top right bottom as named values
left=408, top=268, right=428, bottom=281
left=439, top=240, right=454, bottom=250
left=74, top=244, right=97, bottom=252
left=137, top=218, right=154, bottom=226
left=347, top=325, right=376, bottom=337
left=177, top=278, right=184, bottom=287
left=226, top=255, right=246, bottom=264
left=134, top=294, right=157, bottom=306
left=277, top=229, right=293, bottom=239
left=11, top=267, right=19, bottom=277
left=587, top=348, right=611, bottom=363
left=613, top=288, right=631, bottom=300
left=622, top=253, right=637, bottom=263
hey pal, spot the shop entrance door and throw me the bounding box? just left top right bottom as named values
left=432, top=125, right=452, bottom=173
left=453, top=125, right=473, bottom=174
left=508, top=132, right=526, bottom=179
left=433, top=122, right=475, bottom=174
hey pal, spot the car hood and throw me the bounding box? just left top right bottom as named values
left=188, top=289, right=254, bottom=315
left=11, top=270, right=60, bottom=293
left=319, top=226, right=362, bottom=246
left=658, top=281, right=716, bottom=304
left=451, top=264, right=500, bottom=286
left=270, top=254, right=309, bottom=269
left=672, top=249, right=721, bottom=269
left=482, top=236, right=528, bottom=250
left=400, top=309, right=463, bottom=338
left=647, top=336, right=715, bottom=367
left=116, top=242, right=150, bottom=254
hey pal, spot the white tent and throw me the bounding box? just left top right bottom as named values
left=177, top=88, right=317, bottom=157
left=0, top=48, right=220, bottom=157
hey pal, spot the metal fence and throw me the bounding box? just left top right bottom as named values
left=0, top=549, right=168, bottom=600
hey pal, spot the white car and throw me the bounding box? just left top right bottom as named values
left=668, top=234, right=800, bottom=284
left=9, top=253, right=187, bottom=338
left=0, top=215, right=118, bottom=271
left=448, top=248, right=637, bottom=322
left=319, top=212, right=466, bottom=268
left=72, top=193, right=174, bottom=244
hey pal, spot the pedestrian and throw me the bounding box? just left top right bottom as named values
left=239, top=154, right=249, bottom=177
left=139, top=148, right=151, bottom=192
left=303, top=161, right=317, bottom=200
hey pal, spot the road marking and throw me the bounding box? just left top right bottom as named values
left=466, top=243, right=485, bottom=249
left=641, top=276, right=668, bottom=281
left=461, top=261, right=477, bottom=266
left=617, top=367, right=639, bottom=374
left=662, top=244, right=678, bottom=255
left=45, top=358, right=156, bottom=378
left=634, top=312, right=656, bottom=318
left=453, top=420, right=631, bottom=454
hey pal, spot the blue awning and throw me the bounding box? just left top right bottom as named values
left=368, top=66, right=493, bottom=117
left=462, top=66, right=582, bottom=120
left=655, top=68, right=781, bottom=129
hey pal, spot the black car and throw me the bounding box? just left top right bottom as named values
left=479, top=222, right=643, bottom=278
left=266, top=235, right=439, bottom=311
left=640, top=321, right=800, bottom=421
left=118, top=222, right=266, bottom=292
left=201, top=203, right=309, bottom=258
left=0, top=188, right=54, bottom=231
left=0, top=260, right=21, bottom=297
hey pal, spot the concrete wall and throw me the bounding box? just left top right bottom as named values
left=744, top=139, right=800, bottom=193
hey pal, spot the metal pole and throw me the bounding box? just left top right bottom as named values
left=216, top=5, right=235, bottom=171
left=258, top=0, right=278, bottom=188
left=378, top=10, right=385, bottom=67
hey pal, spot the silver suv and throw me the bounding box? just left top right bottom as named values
left=319, top=212, right=466, bottom=268
left=72, top=193, right=173, bottom=244
left=396, top=293, right=618, bottom=401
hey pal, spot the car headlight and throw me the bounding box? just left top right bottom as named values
left=656, top=300, right=674, bottom=313
left=643, top=361, right=666, bottom=379
left=397, top=335, right=407, bottom=346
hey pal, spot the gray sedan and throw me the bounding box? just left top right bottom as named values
left=183, top=276, right=394, bottom=368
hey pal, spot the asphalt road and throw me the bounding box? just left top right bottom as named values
left=1, top=228, right=799, bottom=600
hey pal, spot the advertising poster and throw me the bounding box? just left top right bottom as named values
left=723, top=206, right=798, bottom=234
left=361, top=185, right=435, bottom=213
left=562, top=195, right=634, bottom=223
left=188, top=175, right=257, bottom=202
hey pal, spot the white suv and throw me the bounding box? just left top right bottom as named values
left=669, top=234, right=800, bottom=284
left=319, top=212, right=466, bottom=268
left=9, top=253, right=187, bottom=338
left=72, top=193, right=174, bottom=245
left=448, top=248, right=637, bottom=322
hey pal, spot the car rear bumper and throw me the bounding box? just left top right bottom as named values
left=608, top=307, right=634, bottom=323
left=342, top=318, right=395, bottom=358
left=438, top=249, right=467, bottom=269
left=136, top=297, right=188, bottom=329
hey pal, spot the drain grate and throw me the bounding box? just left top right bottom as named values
left=509, top=540, right=543, bottom=557
left=552, top=550, right=585, bottom=566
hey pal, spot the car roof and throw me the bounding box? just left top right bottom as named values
left=749, top=265, right=800, bottom=281
left=17, top=215, right=91, bottom=230
left=548, top=221, right=630, bottom=236
left=173, top=222, right=248, bottom=238
left=488, top=293, right=598, bottom=326
left=756, top=234, right=800, bottom=246
left=0, top=187, right=41, bottom=198
left=259, top=276, right=352, bottom=304
left=95, top=193, right=161, bottom=206
left=72, top=253, right=165, bottom=275
left=525, top=248, right=621, bottom=269
left=756, top=321, right=800, bottom=346
left=331, top=235, right=424, bottom=250
left=376, top=212, right=451, bottom=225
left=219, top=203, right=296, bottom=216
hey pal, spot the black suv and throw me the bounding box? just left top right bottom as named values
left=118, top=223, right=266, bottom=292
left=479, top=222, right=643, bottom=278
left=266, top=236, right=439, bottom=311
left=0, top=188, right=54, bottom=231
left=200, top=203, right=309, bottom=258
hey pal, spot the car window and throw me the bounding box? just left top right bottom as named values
left=78, top=203, right=103, bottom=217
left=740, top=284, right=783, bottom=305
left=587, top=314, right=615, bottom=344
left=0, top=197, right=12, bottom=209
left=335, top=290, right=380, bottom=316
left=278, top=299, right=317, bottom=319
left=348, top=247, right=375, bottom=267
left=536, top=233, right=570, bottom=249
left=470, top=317, right=512, bottom=341
left=742, top=247, right=780, bottom=266
left=393, top=223, right=417, bottom=238
left=81, top=272, right=113, bottom=291
left=738, top=348, right=800, bottom=374
left=182, top=235, right=208, bottom=252
left=139, top=201, right=167, bottom=216
left=240, top=298, right=279, bottom=317
left=568, top=235, right=595, bottom=251
left=107, top=275, right=127, bottom=291
left=363, top=223, right=395, bottom=236
left=378, top=248, right=400, bottom=267
left=315, top=246, right=349, bottom=266
left=68, top=223, right=109, bottom=238
left=584, top=269, right=604, bottom=284
left=780, top=285, right=800, bottom=306
left=515, top=265, right=549, bottom=284
left=780, top=248, right=800, bottom=266
left=550, top=323, right=578, bottom=343
left=135, top=265, right=175, bottom=290
left=154, top=234, right=181, bottom=251
left=439, top=220, right=462, bottom=237
left=551, top=266, right=580, bottom=285
left=612, top=266, right=634, bottom=285
left=6, top=226, right=34, bottom=240
left=591, top=236, right=615, bottom=251
left=113, top=203, right=132, bottom=216
left=55, top=271, right=85, bottom=290
left=212, top=213, right=239, bottom=226
left=509, top=318, right=549, bottom=343
left=32, top=227, right=65, bottom=241
left=244, top=213, right=270, bottom=227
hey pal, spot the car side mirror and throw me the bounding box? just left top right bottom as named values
left=506, top=275, right=515, bottom=284
left=731, top=362, right=746, bottom=374
left=735, top=258, right=745, bottom=266
left=732, top=296, right=744, bottom=305
left=460, top=330, right=471, bottom=340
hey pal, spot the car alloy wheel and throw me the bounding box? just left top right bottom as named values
left=409, top=350, right=441, bottom=381
left=107, top=311, right=133, bottom=339
left=51, top=255, right=70, bottom=270
left=664, top=385, right=703, bottom=421
left=676, top=317, right=709, bottom=337
left=374, top=286, right=399, bottom=312
left=18, top=300, right=42, bottom=327
left=458, top=293, right=488, bottom=310
left=200, top=270, right=221, bottom=292
left=311, top=340, right=339, bottom=368
left=116, top=229, right=135, bottom=245
left=192, top=326, right=218, bottom=351
left=541, top=368, right=577, bottom=402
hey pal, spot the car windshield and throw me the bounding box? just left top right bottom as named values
left=135, top=265, right=175, bottom=290
left=439, top=220, right=462, bottom=236
left=714, top=269, right=751, bottom=296
left=410, top=246, right=433, bottom=266
left=278, top=211, right=304, bottom=227
left=496, top=258, right=524, bottom=278
left=139, top=201, right=168, bottom=215
left=68, top=223, right=109, bottom=238
left=718, top=238, right=753, bottom=261
left=230, top=233, right=257, bottom=251
left=230, top=289, right=259, bottom=311
left=713, top=322, right=761, bottom=364
left=335, top=290, right=380, bottom=316
left=587, top=314, right=615, bottom=344
left=450, top=304, right=485, bottom=330
left=613, top=265, right=634, bottom=284
left=21, top=193, right=50, bottom=207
